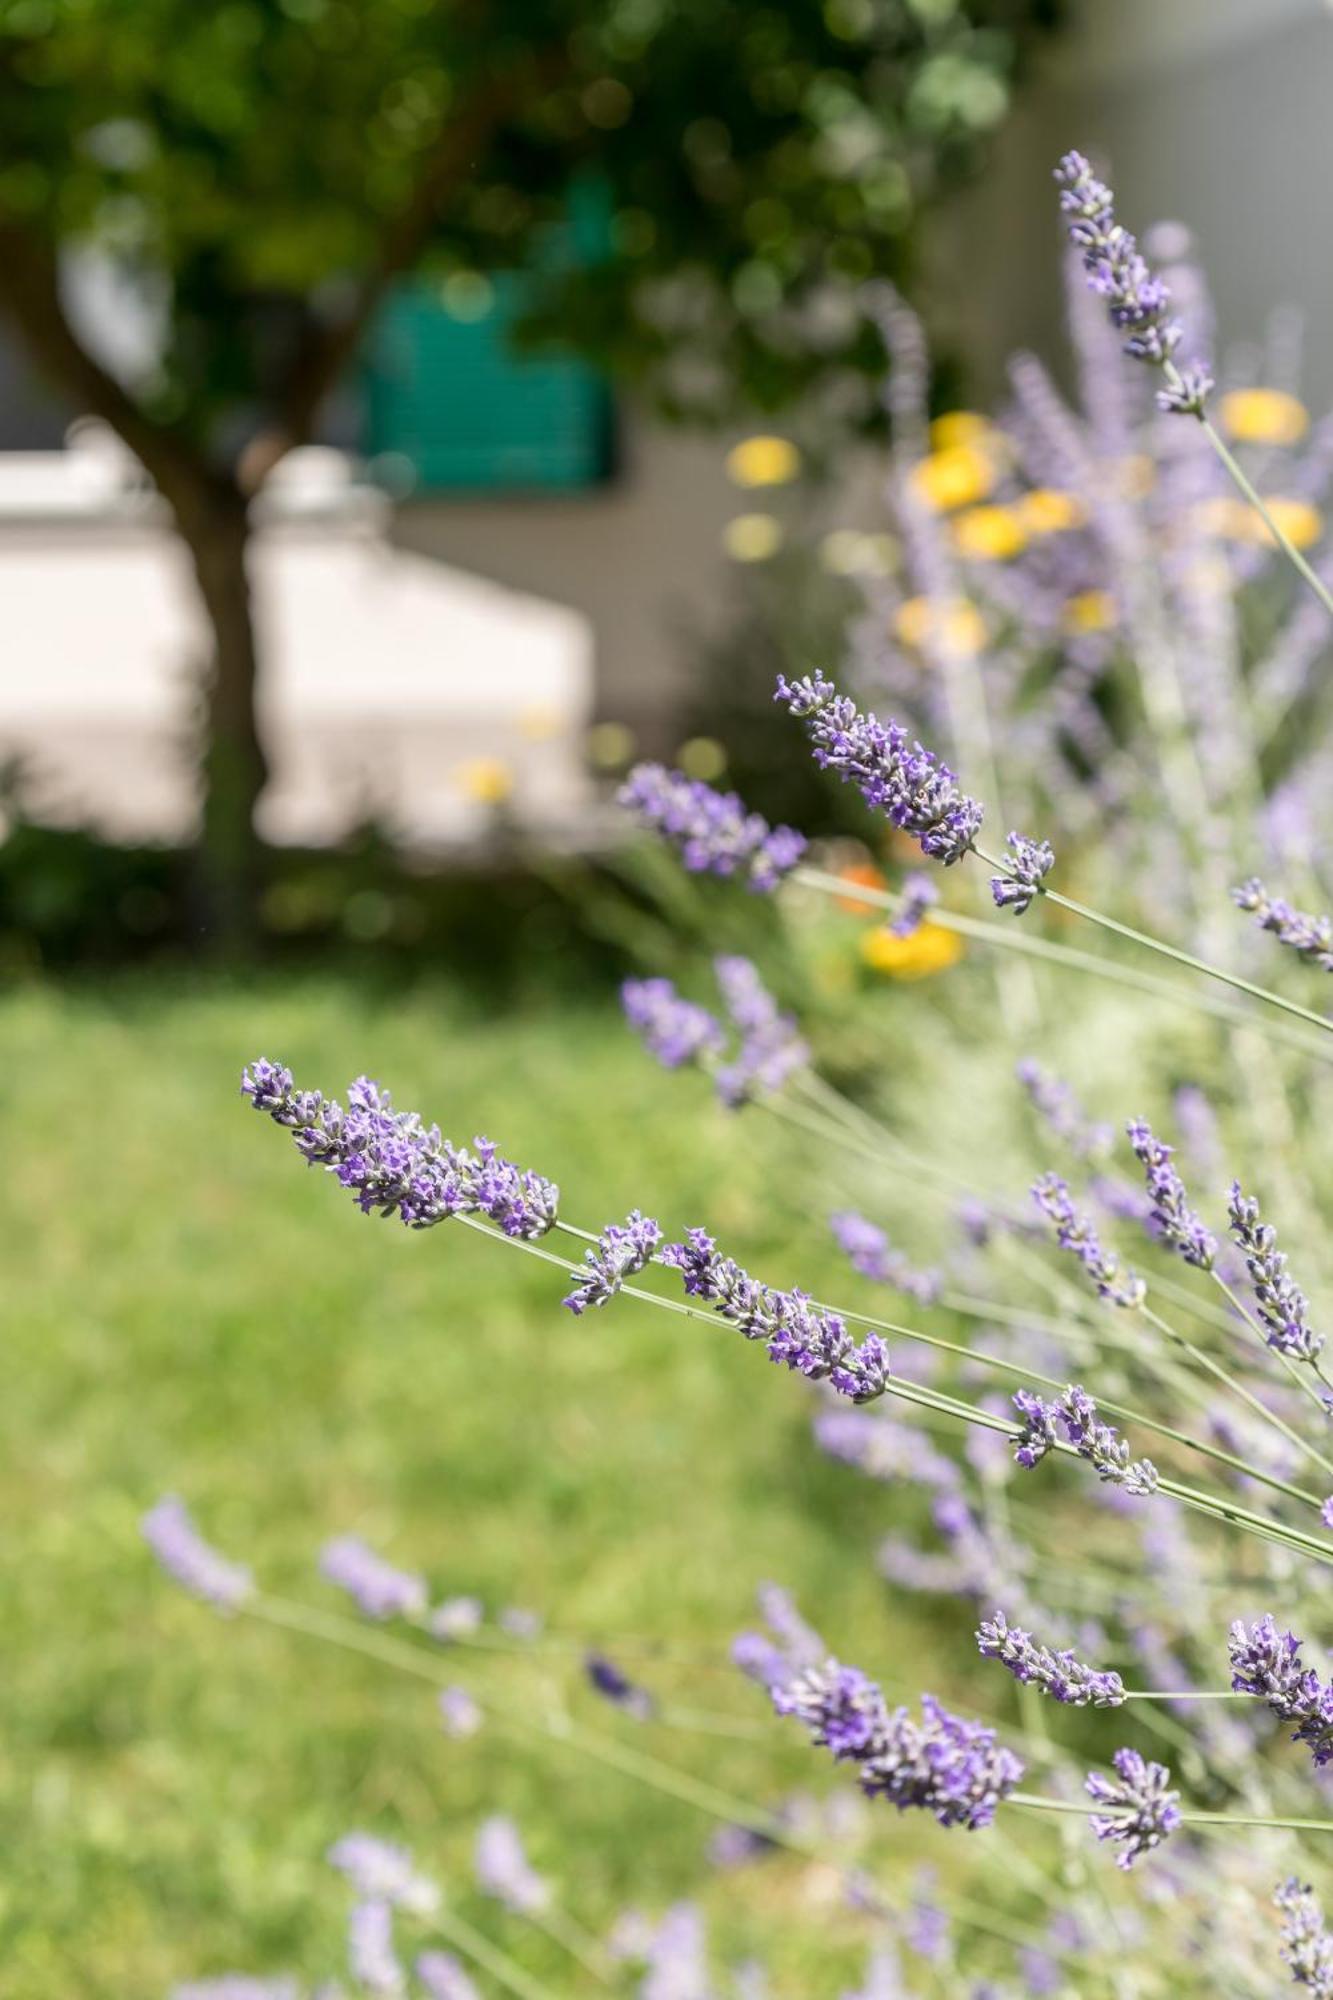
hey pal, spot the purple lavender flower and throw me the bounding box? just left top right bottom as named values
left=620, top=976, right=724, bottom=1073
left=1011, top=1386, right=1159, bottom=1495
left=1228, top=1183, right=1323, bottom=1361
left=499, top=1605, right=542, bottom=1640
left=241, top=1065, right=558, bottom=1240
left=319, top=1537, right=426, bottom=1621
left=713, top=955, right=808, bottom=1107
left=662, top=1227, right=890, bottom=1402
left=1017, top=1060, right=1111, bottom=1160
left=990, top=830, right=1056, bottom=915
left=1126, top=1120, right=1217, bottom=1270
left=563, top=1211, right=661, bottom=1315
left=775, top=671, right=984, bottom=865
left=1276, top=1878, right=1333, bottom=1996
left=1054, top=151, right=1210, bottom=415
left=1323, top=1497, right=1333, bottom=1531
left=416, top=1953, right=481, bottom=2000
left=890, top=873, right=937, bottom=938
left=438, top=1686, right=482, bottom=1738
left=328, top=1833, right=439, bottom=1914
left=1086, top=1747, right=1181, bottom=1868
left=977, top=1610, right=1125, bottom=1705
left=641, top=1904, right=710, bottom=2000
left=773, top=1661, right=1023, bottom=1829
left=706, top=1820, right=779, bottom=1869
left=829, top=1210, right=942, bottom=1305
left=814, top=1407, right=959, bottom=1489
left=474, top=1816, right=549, bottom=1915
left=142, top=1496, right=253, bottom=1612
left=619, top=762, right=806, bottom=892
left=1032, top=1173, right=1146, bottom=1308
left=1235, top=878, right=1333, bottom=973
left=347, top=1901, right=404, bottom=1994
left=585, top=1650, right=655, bottom=1720
left=1229, top=1614, right=1333, bottom=1765
left=842, top=1945, right=905, bottom=1999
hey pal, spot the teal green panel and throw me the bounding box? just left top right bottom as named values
left=363, top=272, right=612, bottom=493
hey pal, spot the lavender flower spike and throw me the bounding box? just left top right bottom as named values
left=1017, top=1060, right=1111, bottom=1161
left=1032, top=1173, right=1146, bottom=1308
left=977, top=1611, right=1125, bottom=1707
left=142, top=1496, right=253, bottom=1612
left=474, top=1816, right=550, bottom=1915
left=1276, top=1878, right=1333, bottom=1997
left=1228, top=1183, right=1323, bottom=1361
left=619, top=762, right=806, bottom=892
left=241, top=1063, right=559, bottom=1240
left=416, top=1952, right=482, bottom=2000
left=1012, top=1386, right=1159, bottom=1496
left=328, top=1833, right=440, bottom=1915
left=319, top=1537, right=427, bottom=1621
left=663, top=1227, right=890, bottom=1403
left=1229, top=1614, right=1333, bottom=1766
left=990, top=831, right=1055, bottom=916
left=348, top=1900, right=404, bottom=1994
left=1086, top=1747, right=1181, bottom=1868
left=564, top=1211, right=661, bottom=1314
left=1235, top=878, right=1333, bottom=973
left=585, top=1650, right=655, bottom=1720
left=621, top=976, right=724, bottom=1072
left=775, top=670, right=983, bottom=865
left=830, top=1210, right=942, bottom=1305
left=1054, top=150, right=1211, bottom=415
left=891, top=872, right=937, bottom=937
left=773, top=1659, right=1023, bottom=1829
left=1126, top=1121, right=1217, bottom=1270
left=713, top=954, right=809, bottom=1107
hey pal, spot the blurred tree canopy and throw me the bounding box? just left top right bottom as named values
left=0, top=0, right=1057, bottom=942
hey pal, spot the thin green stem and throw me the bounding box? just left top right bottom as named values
left=1210, top=1270, right=1333, bottom=1429
left=1013, top=1791, right=1333, bottom=1836
left=427, top=1907, right=563, bottom=2000
left=1140, top=1300, right=1333, bottom=1485
left=792, top=864, right=1333, bottom=1066
left=1199, top=414, right=1333, bottom=623
left=973, top=842, right=1333, bottom=1040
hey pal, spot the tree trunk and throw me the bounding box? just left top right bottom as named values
left=175, top=487, right=269, bottom=951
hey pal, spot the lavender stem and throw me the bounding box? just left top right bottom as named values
left=1198, top=412, right=1333, bottom=624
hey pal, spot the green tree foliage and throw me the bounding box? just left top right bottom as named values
left=0, top=0, right=1056, bottom=940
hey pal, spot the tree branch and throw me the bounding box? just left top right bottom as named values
left=239, top=41, right=570, bottom=493
left=0, top=220, right=215, bottom=515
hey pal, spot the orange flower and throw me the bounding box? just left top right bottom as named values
left=833, top=860, right=888, bottom=913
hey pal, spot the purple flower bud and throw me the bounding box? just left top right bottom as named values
left=327, top=1833, right=439, bottom=1914
left=621, top=977, right=725, bottom=1072
left=775, top=671, right=983, bottom=865
left=1275, top=1877, right=1333, bottom=1996
left=662, top=1228, right=890, bottom=1403
left=990, top=830, right=1055, bottom=916
left=319, top=1538, right=426, bottom=1621
left=1012, top=1386, right=1158, bottom=1495
left=1016, top=1060, right=1112, bottom=1161
left=977, top=1610, right=1125, bottom=1706
left=1032, top=1173, right=1146, bottom=1308
left=830, top=1210, right=941, bottom=1305
left=619, top=762, right=805, bottom=891
left=890, top=873, right=937, bottom=938
left=142, top=1496, right=252, bottom=1612
left=438, top=1687, right=482, bottom=1738
left=1086, top=1747, right=1180, bottom=1868
left=1234, top=877, right=1333, bottom=972
left=428, top=1595, right=483, bottom=1641
left=773, top=1660, right=1023, bottom=1830
left=474, top=1817, right=549, bottom=1915
left=563, top=1211, right=661, bottom=1315
left=347, top=1901, right=404, bottom=1994
left=1228, top=1182, right=1323, bottom=1362
left=1229, top=1614, right=1333, bottom=1766
left=584, top=1651, right=655, bottom=1720
left=1126, top=1120, right=1217, bottom=1270
left=416, top=1952, right=481, bottom=2000
left=712, top=955, right=808, bottom=1107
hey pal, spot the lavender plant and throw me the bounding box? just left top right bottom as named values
left=146, top=149, right=1333, bottom=1999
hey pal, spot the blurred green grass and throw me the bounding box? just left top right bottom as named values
left=0, top=968, right=1017, bottom=1997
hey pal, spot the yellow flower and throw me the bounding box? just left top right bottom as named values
left=908, top=444, right=997, bottom=513
left=929, top=411, right=992, bottom=451
left=861, top=921, right=965, bottom=980
left=723, top=513, right=783, bottom=562
left=725, top=434, right=803, bottom=488
left=1062, top=589, right=1116, bottom=635
left=1195, top=495, right=1323, bottom=551
left=588, top=721, right=636, bottom=769
left=456, top=758, right=513, bottom=806
left=1219, top=388, right=1308, bottom=448
left=1018, top=488, right=1087, bottom=536
left=951, top=504, right=1029, bottom=562
left=894, top=596, right=987, bottom=658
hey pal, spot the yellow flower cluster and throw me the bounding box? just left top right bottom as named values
left=1219, top=389, right=1309, bottom=448
left=861, top=921, right=965, bottom=979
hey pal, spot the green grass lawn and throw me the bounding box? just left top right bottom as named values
left=1, top=968, right=1014, bottom=1997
